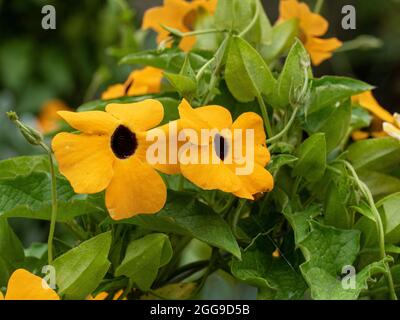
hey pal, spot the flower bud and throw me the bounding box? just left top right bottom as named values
left=7, top=111, right=44, bottom=146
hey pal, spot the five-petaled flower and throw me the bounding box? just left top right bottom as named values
left=278, top=0, right=342, bottom=66
left=177, top=99, right=274, bottom=199
left=0, top=269, right=59, bottom=300
left=52, top=100, right=171, bottom=220
left=102, top=67, right=163, bottom=100
left=142, top=0, right=217, bottom=51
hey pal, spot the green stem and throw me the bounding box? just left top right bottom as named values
left=267, top=106, right=299, bottom=144
left=196, top=57, right=216, bottom=82
left=202, top=36, right=230, bottom=105
left=178, top=175, right=185, bottom=191
left=314, top=0, right=324, bottom=13
left=40, top=143, right=58, bottom=265
left=257, top=94, right=273, bottom=138
left=232, top=199, right=246, bottom=239
left=239, top=0, right=260, bottom=37
left=182, top=28, right=226, bottom=37
left=119, top=280, right=133, bottom=300
left=337, top=160, right=397, bottom=300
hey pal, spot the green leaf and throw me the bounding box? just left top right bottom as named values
left=142, top=282, right=197, bottom=300
left=53, top=232, right=112, bottom=300
left=283, top=204, right=322, bottom=245
left=261, top=19, right=298, bottom=62
left=306, top=100, right=352, bottom=152
left=307, top=76, right=373, bottom=114
left=377, top=193, right=400, bottom=244
left=0, top=218, right=25, bottom=287
left=0, top=155, right=49, bottom=179
left=324, top=167, right=355, bottom=229
left=347, top=137, right=400, bottom=173
left=298, top=222, right=385, bottom=300
left=120, top=49, right=207, bottom=73
left=164, top=73, right=197, bottom=97
left=115, top=233, right=172, bottom=291
left=292, top=133, right=326, bottom=182
left=121, top=191, right=241, bottom=259
left=231, top=234, right=307, bottom=299
left=358, top=170, right=400, bottom=199
left=276, top=39, right=311, bottom=108
left=351, top=106, right=372, bottom=131
left=225, top=36, right=276, bottom=103
left=214, top=0, right=253, bottom=33
left=351, top=201, right=376, bottom=222
left=0, top=156, right=103, bottom=221
left=267, top=154, right=298, bottom=175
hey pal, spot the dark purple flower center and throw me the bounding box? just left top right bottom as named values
left=214, top=134, right=228, bottom=161
left=111, top=125, right=138, bottom=159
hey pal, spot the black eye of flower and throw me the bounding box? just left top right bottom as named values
left=111, top=125, right=138, bottom=159
left=214, top=134, right=228, bottom=161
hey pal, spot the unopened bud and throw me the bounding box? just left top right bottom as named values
left=7, top=111, right=43, bottom=146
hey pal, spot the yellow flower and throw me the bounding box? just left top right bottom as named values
left=383, top=113, right=400, bottom=141
left=352, top=91, right=395, bottom=140
left=89, top=290, right=126, bottom=300
left=177, top=99, right=274, bottom=199
left=142, top=0, right=218, bottom=51
left=37, top=99, right=72, bottom=134
left=52, top=100, right=171, bottom=220
left=278, top=0, right=342, bottom=66
left=102, top=67, right=163, bottom=100
left=0, top=269, right=59, bottom=300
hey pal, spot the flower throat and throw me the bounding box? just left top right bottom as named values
left=111, top=125, right=138, bottom=159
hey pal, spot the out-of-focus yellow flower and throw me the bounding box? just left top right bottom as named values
left=177, top=99, right=274, bottom=199
left=37, top=99, right=72, bottom=134
left=383, top=113, right=400, bottom=141
left=352, top=91, right=395, bottom=140
left=0, top=269, right=59, bottom=300
left=278, top=0, right=342, bottom=66
left=102, top=67, right=163, bottom=100
left=142, top=0, right=218, bottom=51
left=89, top=290, right=126, bottom=300
left=52, top=100, right=172, bottom=220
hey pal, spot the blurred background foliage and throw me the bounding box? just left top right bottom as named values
left=0, top=0, right=399, bottom=245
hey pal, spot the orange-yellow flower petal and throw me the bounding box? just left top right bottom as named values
left=278, top=0, right=342, bottom=65
left=0, top=291, right=4, bottom=300
left=179, top=145, right=243, bottom=193
left=102, top=67, right=163, bottom=100
left=106, top=100, right=164, bottom=132
left=142, top=0, right=193, bottom=43
left=37, top=99, right=72, bottom=133
left=102, top=84, right=126, bottom=100
left=178, top=100, right=233, bottom=142
left=142, top=0, right=217, bottom=51
left=351, top=130, right=370, bottom=141
left=232, top=163, right=274, bottom=200
left=4, top=269, right=59, bottom=300
left=305, top=37, right=342, bottom=66
left=231, top=112, right=270, bottom=166
left=58, top=110, right=118, bottom=135
left=126, top=67, right=163, bottom=95
left=146, top=122, right=182, bottom=175
left=352, top=91, right=394, bottom=123
left=91, top=292, right=109, bottom=300
left=105, top=156, right=167, bottom=220
left=52, top=133, right=115, bottom=194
